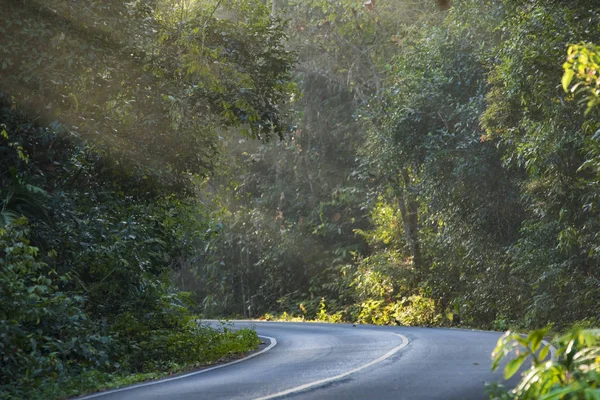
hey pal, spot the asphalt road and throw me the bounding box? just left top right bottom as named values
left=79, top=321, right=520, bottom=400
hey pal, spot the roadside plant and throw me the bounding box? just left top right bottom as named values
left=490, top=328, right=600, bottom=399
left=316, top=298, right=343, bottom=323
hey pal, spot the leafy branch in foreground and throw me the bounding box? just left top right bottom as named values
left=490, top=328, right=600, bottom=400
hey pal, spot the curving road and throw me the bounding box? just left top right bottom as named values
left=79, top=322, right=521, bottom=400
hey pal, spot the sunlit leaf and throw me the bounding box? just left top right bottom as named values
left=563, top=68, right=575, bottom=91
left=504, top=354, right=528, bottom=379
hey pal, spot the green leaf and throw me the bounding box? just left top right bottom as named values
left=528, top=329, right=545, bottom=352
left=584, top=388, right=600, bottom=400
left=540, top=385, right=580, bottom=400
left=538, top=345, right=550, bottom=361
left=562, top=68, right=575, bottom=92
left=504, top=354, right=528, bottom=379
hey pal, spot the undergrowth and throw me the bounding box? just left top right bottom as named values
left=259, top=296, right=443, bottom=327
left=0, top=321, right=259, bottom=400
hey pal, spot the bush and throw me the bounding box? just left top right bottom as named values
left=0, top=219, right=261, bottom=399
left=393, top=295, right=442, bottom=326
left=0, top=218, right=111, bottom=398
left=490, top=327, right=600, bottom=399
left=357, top=299, right=391, bottom=325
left=356, top=295, right=442, bottom=326
left=315, top=298, right=343, bottom=323
left=134, top=321, right=260, bottom=371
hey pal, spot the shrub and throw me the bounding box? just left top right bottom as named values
left=357, top=299, right=391, bottom=325
left=490, top=327, right=600, bottom=399
left=355, top=295, right=442, bottom=326
left=0, top=218, right=111, bottom=397
left=392, top=295, right=442, bottom=326
left=315, top=298, right=343, bottom=323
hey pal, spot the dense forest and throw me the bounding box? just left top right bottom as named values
left=1, top=0, right=600, bottom=398
left=191, top=0, right=600, bottom=329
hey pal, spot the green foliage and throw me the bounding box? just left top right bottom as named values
left=355, top=198, right=404, bottom=248
left=482, top=0, right=600, bottom=329
left=0, top=0, right=293, bottom=397
left=355, top=295, right=442, bottom=327
left=0, top=0, right=295, bottom=187
left=194, top=0, right=600, bottom=333
left=354, top=0, right=524, bottom=327
left=7, top=2, right=600, bottom=397
left=356, top=299, right=393, bottom=325
left=393, top=295, right=442, bottom=326
left=190, top=0, right=438, bottom=321
left=0, top=211, right=260, bottom=398
left=315, top=298, right=343, bottom=323
left=491, top=328, right=600, bottom=400
left=125, top=320, right=260, bottom=371
left=563, top=43, right=600, bottom=114
left=0, top=218, right=110, bottom=398
left=0, top=121, right=49, bottom=225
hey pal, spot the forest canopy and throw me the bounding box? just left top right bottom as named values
left=189, top=0, right=600, bottom=331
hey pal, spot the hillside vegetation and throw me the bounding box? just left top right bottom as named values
left=0, top=0, right=290, bottom=397
left=191, top=0, right=600, bottom=331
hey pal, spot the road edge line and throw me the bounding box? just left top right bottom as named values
left=76, top=335, right=277, bottom=399
left=254, top=333, right=409, bottom=400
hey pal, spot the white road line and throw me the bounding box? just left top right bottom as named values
left=77, top=335, right=277, bottom=399
left=254, top=333, right=409, bottom=400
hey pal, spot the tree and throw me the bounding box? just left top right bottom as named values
left=0, top=1, right=295, bottom=396
left=0, top=0, right=295, bottom=189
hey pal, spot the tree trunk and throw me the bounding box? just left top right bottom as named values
left=240, top=248, right=248, bottom=318
left=397, top=169, right=422, bottom=270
